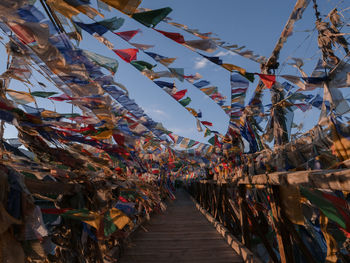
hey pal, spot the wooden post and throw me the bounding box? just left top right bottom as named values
left=268, top=185, right=295, bottom=263
left=241, top=199, right=279, bottom=263
left=238, top=185, right=251, bottom=249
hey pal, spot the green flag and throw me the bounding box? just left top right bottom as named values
left=179, top=97, right=191, bottom=106
left=130, top=60, right=156, bottom=71
left=83, top=50, right=119, bottom=74
left=300, top=187, right=347, bottom=229
left=240, top=72, right=255, bottom=82
left=187, top=140, right=197, bottom=148
left=204, top=128, right=211, bottom=137
left=169, top=68, right=184, bottom=82
left=98, top=16, right=125, bottom=31
left=30, top=91, right=58, bottom=98
left=208, top=135, right=215, bottom=145
left=132, top=7, right=172, bottom=27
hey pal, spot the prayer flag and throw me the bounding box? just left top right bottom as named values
left=113, top=48, right=139, bottom=63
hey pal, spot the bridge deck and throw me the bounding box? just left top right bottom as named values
left=121, top=189, right=243, bottom=263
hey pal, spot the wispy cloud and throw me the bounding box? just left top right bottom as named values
left=215, top=50, right=236, bottom=57
left=168, top=127, right=196, bottom=135
left=194, top=57, right=209, bottom=69
left=144, top=107, right=169, bottom=119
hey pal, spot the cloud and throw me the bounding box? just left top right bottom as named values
left=168, top=127, right=196, bottom=135
left=194, top=57, right=209, bottom=69
left=144, top=107, right=169, bottom=119
left=215, top=50, right=236, bottom=57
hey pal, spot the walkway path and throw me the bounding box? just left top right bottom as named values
left=121, top=189, right=243, bottom=263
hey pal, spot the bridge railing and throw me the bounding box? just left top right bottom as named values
left=188, top=169, right=350, bottom=263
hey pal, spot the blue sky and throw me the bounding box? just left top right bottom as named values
left=2, top=0, right=350, bottom=145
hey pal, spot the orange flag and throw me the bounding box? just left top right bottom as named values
left=258, top=74, right=276, bottom=89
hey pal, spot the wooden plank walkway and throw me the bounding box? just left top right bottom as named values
left=121, top=189, right=243, bottom=263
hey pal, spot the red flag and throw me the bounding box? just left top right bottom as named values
left=258, top=74, right=276, bottom=89
left=113, top=48, right=139, bottom=63
left=114, top=30, right=140, bottom=42
left=49, top=94, right=73, bottom=101
left=172, top=89, right=187, bottom=100
left=201, top=121, right=213, bottom=126
left=214, top=135, right=222, bottom=148
left=8, top=23, right=35, bottom=44
left=168, top=133, right=176, bottom=142
left=113, top=133, right=125, bottom=146
left=155, top=29, right=185, bottom=44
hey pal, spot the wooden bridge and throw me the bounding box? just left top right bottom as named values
left=121, top=189, right=250, bottom=263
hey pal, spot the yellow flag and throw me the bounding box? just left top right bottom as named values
left=7, top=90, right=35, bottom=104
left=100, top=0, right=142, bottom=15
left=221, top=63, right=246, bottom=75
left=280, top=186, right=304, bottom=225
left=109, top=208, right=132, bottom=229
left=46, top=0, right=80, bottom=19
left=41, top=110, right=61, bottom=118
left=90, top=129, right=113, bottom=140
left=330, top=120, right=350, bottom=161
left=185, top=107, right=198, bottom=117
left=158, top=57, right=176, bottom=67
left=47, top=0, right=102, bottom=19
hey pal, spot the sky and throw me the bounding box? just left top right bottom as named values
left=1, top=0, right=350, bottom=146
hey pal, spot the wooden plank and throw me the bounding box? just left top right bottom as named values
left=191, top=194, right=262, bottom=263
left=122, top=189, right=244, bottom=263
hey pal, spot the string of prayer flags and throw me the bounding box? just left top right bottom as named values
left=229, top=74, right=249, bottom=123
left=113, top=48, right=139, bottom=63
left=132, top=7, right=172, bottom=28
left=164, top=19, right=268, bottom=64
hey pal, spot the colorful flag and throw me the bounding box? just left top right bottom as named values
left=7, top=90, right=35, bottom=104
left=201, top=121, right=213, bottom=126
left=30, top=91, right=58, bottom=98
left=114, top=30, right=140, bottom=41
left=113, top=48, right=139, bottom=63
left=258, top=73, right=276, bottom=89
left=172, top=89, right=187, bottom=101
left=155, top=29, right=185, bottom=44
left=179, top=97, right=191, bottom=106
left=83, top=50, right=119, bottom=74
left=99, top=0, right=141, bottom=15
left=132, top=7, right=172, bottom=27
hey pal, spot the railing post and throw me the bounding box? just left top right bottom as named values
left=269, top=185, right=295, bottom=263
left=238, top=184, right=251, bottom=249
